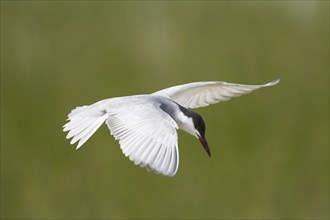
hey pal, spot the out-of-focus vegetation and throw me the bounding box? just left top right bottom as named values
left=1, top=1, right=328, bottom=219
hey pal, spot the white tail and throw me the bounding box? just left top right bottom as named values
left=63, top=104, right=108, bottom=149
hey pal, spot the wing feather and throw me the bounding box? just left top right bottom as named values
left=105, top=101, right=179, bottom=177
left=145, top=140, right=162, bottom=166
left=139, top=139, right=156, bottom=167
left=153, top=79, right=280, bottom=109
left=162, top=147, right=172, bottom=174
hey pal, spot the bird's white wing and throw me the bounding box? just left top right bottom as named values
left=105, top=100, right=179, bottom=177
left=153, top=79, right=280, bottom=109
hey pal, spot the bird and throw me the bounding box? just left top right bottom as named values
left=63, top=79, right=280, bottom=177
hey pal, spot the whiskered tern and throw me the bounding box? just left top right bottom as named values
left=64, top=79, right=279, bottom=176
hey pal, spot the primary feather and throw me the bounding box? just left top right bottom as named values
left=153, top=79, right=280, bottom=108
left=105, top=100, right=179, bottom=176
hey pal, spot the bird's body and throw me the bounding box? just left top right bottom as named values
left=64, top=79, right=279, bottom=176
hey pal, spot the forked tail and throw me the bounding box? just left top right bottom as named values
left=63, top=104, right=108, bottom=149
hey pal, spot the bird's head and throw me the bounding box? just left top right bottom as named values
left=178, top=106, right=211, bottom=157
left=191, top=113, right=211, bottom=157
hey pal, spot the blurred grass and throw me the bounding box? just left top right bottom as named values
left=1, top=1, right=329, bottom=219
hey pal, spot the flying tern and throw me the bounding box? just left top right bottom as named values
left=63, top=79, right=279, bottom=176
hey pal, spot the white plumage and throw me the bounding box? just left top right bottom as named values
left=153, top=79, right=280, bottom=108
left=63, top=79, right=279, bottom=176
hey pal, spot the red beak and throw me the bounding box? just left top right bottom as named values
left=199, top=137, right=211, bottom=157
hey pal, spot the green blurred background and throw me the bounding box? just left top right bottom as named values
left=1, top=1, right=329, bottom=219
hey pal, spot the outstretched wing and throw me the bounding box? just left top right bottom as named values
left=105, top=100, right=179, bottom=177
left=153, top=79, right=280, bottom=109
